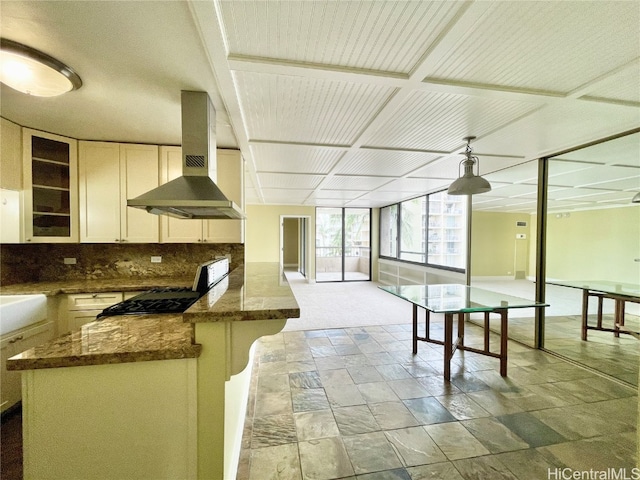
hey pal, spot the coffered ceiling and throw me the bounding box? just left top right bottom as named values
left=1, top=1, right=639, bottom=212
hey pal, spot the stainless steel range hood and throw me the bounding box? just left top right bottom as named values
left=127, top=91, right=244, bottom=219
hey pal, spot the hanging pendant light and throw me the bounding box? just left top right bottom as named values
left=447, top=136, right=491, bottom=196
left=0, top=38, right=82, bottom=97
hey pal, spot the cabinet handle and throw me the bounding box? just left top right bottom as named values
left=115, top=239, right=120, bottom=242
left=92, top=294, right=98, bottom=298
left=8, top=335, right=24, bottom=344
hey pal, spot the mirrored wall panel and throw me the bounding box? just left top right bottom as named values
left=544, top=132, right=640, bottom=386
left=470, top=159, right=539, bottom=348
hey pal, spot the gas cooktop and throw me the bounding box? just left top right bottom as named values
left=97, top=258, right=229, bottom=319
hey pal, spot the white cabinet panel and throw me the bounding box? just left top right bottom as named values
left=1, top=118, right=22, bottom=191
left=79, top=142, right=120, bottom=242
left=119, top=144, right=159, bottom=243
left=160, top=146, right=204, bottom=243
left=79, top=141, right=159, bottom=243
left=1, top=321, right=54, bottom=413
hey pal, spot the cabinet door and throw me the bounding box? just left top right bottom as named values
left=79, top=141, right=121, bottom=242
left=159, top=146, right=203, bottom=243
left=1, top=322, right=54, bottom=413
left=67, top=310, right=102, bottom=331
left=23, top=129, right=79, bottom=243
left=119, top=144, right=159, bottom=243
left=1, top=337, right=19, bottom=412
left=1, top=118, right=22, bottom=191
left=203, top=149, right=244, bottom=243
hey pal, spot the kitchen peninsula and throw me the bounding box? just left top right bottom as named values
left=6, top=262, right=300, bottom=480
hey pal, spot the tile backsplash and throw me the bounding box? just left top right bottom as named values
left=0, top=243, right=244, bottom=285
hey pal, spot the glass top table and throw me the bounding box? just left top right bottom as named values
left=546, top=280, right=640, bottom=298
left=546, top=280, right=640, bottom=340
left=379, top=284, right=548, bottom=380
left=379, top=284, right=545, bottom=313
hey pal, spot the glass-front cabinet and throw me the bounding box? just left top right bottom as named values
left=23, top=129, right=78, bottom=242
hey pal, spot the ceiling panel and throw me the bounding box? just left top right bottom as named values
left=353, top=190, right=414, bottom=205
left=311, top=190, right=367, bottom=200
left=581, top=63, right=640, bottom=104
left=472, top=197, right=536, bottom=211
left=548, top=187, right=611, bottom=200
left=322, top=175, right=393, bottom=190
left=251, top=144, right=344, bottom=174
left=233, top=71, right=396, bottom=145
left=481, top=160, right=538, bottom=184
left=367, top=90, right=542, bottom=151
left=548, top=165, right=640, bottom=188
left=334, top=149, right=440, bottom=177
left=552, top=132, right=640, bottom=167
left=426, top=1, right=640, bottom=94
left=219, top=0, right=466, bottom=74
left=260, top=188, right=314, bottom=204
left=257, top=172, right=324, bottom=189
left=486, top=184, right=538, bottom=199
left=375, top=178, right=450, bottom=194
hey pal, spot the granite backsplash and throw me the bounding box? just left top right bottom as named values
left=0, top=243, right=244, bottom=285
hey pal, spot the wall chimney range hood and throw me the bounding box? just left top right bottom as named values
left=127, top=91, right=244, bottom=219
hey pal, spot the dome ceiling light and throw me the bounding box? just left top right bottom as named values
left=447, top=136, right=492, bottom=196
left=0, top=38, right=82, bottom=97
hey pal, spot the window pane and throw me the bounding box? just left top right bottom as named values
left=427, top=192, right=466, bottom=268
left=380, top=205, right=397, bottom=257
left=344, top=208, right=370, bottom=280
left=315, top=208, right=343, bottom=281
left=399, top=197, right=426, bottom=262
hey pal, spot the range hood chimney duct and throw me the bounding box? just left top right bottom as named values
left=127, top=91, right=244, bottom=219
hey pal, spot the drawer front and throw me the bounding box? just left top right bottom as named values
left=67, top=292, right=123, bottom=311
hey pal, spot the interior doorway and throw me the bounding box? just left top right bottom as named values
left=280, top=215, right=310, bottom=278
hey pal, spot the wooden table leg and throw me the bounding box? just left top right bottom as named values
left=444, top=313, right=453, bottom=381
left=596, top=294, right=604, bottom=329
left=412, top=304, right=418, bottom=354
left=458, top=312, right=465, bottom=348
left=581, top=289, right=589, bottom=341
left=499, top=309, right=508, bottom=377
left=484, top=311, right=490, bottom=352
left=614, top=299, right=625, bottom=338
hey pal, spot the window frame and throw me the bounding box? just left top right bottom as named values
left=378, top=190, right=467, bottom=274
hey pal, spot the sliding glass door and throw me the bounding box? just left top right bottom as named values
left=316, top=207, right=371, bottom=282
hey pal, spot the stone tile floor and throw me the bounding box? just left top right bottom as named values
left=236, top=321, right=638, bottom=480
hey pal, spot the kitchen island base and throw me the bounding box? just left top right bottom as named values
left=22, top=358, right=198, bottom=480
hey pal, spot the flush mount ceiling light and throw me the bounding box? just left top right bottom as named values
left=0, top=38, right=82, bottom=97
left=447, top=136, right=492, bottom=196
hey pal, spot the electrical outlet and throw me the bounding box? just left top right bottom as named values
left=63, top=257, right=77, bottom=265
left=151, top=256, right=162, bottom=263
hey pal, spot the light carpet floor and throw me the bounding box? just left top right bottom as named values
left=282, top=272, right=414, bottom=332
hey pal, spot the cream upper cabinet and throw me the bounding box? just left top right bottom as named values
left=23, top=128, right=79, bottom=243
left=79, top=141, right=159, bottom=243
left=159, top=147, right=244, bottom=243
left=1, top=118, right=22, bottom=191
left=204, top=149, right=244, bottom=244
left=159, top=146, right=204, bottom=243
